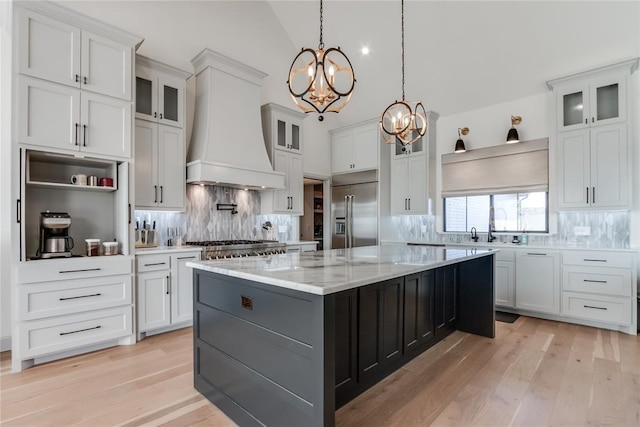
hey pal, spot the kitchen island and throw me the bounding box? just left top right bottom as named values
left=187, top=245, right=496, bottom=427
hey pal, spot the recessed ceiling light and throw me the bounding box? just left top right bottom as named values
left=361, top=46, right=370, bottom=55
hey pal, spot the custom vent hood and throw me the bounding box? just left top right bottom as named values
left=186, top=49, right=285, bottom=190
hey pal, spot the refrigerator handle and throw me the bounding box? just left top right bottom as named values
left=344, top=195, right=350, bottom=248
left=348, top=194, right=355, bottom=248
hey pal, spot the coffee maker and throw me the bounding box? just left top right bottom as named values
left=38, top=211, right=74, bottom=258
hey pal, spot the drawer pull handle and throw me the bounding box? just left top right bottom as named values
left=177, top=256, right=197, bottom=260
left=59, top=293, right=102, bottom=301
left=583, top=259, right=606, bottom=262
left=583, top=305, right=607, bottom=311
left=583, top=279, right=607, bottom=284
left=241, top=295, right=253, bottom=311
left=527, top=253, right=547, bottom=256
left=144, top=262, right=167, bottom=266
left=59, top=268, right=101, bottom=274
left=60, top=325, right=101, bottom=336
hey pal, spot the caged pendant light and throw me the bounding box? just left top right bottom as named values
left=287, top=0, right=356, bottom=121
left=380, top=0, right=427, bottom=145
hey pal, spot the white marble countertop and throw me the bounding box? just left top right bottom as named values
left=187, top=245, right=496, bottom=295
left=284, top=240, right=319, bottom=245
left=381, top=240, right=639, bottom=253
left=136, top=246, right=203, bottom=255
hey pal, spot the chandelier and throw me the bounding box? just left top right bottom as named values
left=287, top=0, right=356, bottom=121
left=380, top=0, right=427, bottom=145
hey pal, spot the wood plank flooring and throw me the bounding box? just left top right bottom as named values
left=1, top=316, right=638, bottom=426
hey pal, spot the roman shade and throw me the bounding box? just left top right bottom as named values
left=441, top=138, right=548, bottom=197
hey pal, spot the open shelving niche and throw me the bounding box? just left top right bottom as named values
left=21, top=149, right=130, bottom=260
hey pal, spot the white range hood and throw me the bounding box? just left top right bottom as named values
left=186, top=49, right=285, bottom=190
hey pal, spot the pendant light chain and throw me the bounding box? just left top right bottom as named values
left=401, top=0, right=405, bottom=101
left=318, top=0, right=324, bottom=50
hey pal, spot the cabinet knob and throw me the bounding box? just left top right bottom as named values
left=159, top=113, right=163, bottom=120
left=75, top=74, right=80, bottom=83
left=153, top=112, right=157, bottom=118
left=83, top=76, right=88, bottom=85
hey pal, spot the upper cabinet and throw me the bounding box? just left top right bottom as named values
left=261, top=103, right=304, bottom=154
left=17, top=7, right=135, bottom=101
left=135, top=56, right=190, bottom=128
left=548, top=59, right=637, bottom=211
left=331, top=119, right=378, bottom=174
left=261, top=104, right=306, bottom=215
left=390, top=111, right=438, bottom=215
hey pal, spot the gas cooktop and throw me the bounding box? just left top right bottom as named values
left=185, top=240, right=281, bottom=247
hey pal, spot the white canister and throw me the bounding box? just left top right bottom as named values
left=85, top=238, right=101, bottom=256
left=102, top=241, right=118, bottom=255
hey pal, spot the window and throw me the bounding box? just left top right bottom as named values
left=444, top=192, right=548, bottom=233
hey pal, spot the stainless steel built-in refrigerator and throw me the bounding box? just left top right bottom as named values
left=331, top=171, right=378, bottom=249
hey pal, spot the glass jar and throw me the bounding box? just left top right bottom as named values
left=102, top=241, right=118, bottom=256
left=85, top=239, right=101, bottom=256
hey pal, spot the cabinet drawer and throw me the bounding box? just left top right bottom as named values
left=136, top=254, right=171, bottom=272
left=18, top=306, right=133, bottom=358
left=16, top=256, right=132, bottom=284
left=562, top=266, right=631, bottom=297
left=562, top=292, right=631, bottom=325
left=495, top=249, right=515, bottom=262
left=18, top=275, right=132, bottom=321
left=563, top=250, right=633, bottom=268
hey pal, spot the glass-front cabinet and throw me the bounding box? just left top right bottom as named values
left=553, top=68, right=628, bottom=132
left=135, top=56, right=190, bottom=128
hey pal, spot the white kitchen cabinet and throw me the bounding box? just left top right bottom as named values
left=12, top=256, right=135, bottom=372
left=261, top=103, right=304, bottom=154
left=331, top=119, right=379, bottom=174
left=17, top=76, right=132, bottom=159
left=135, top=120, right=185, bottom=210
left=17, top=6, right=135, bottom=101
left=557, top=124, right=628, bottom=209
left=495, top=249, right=516, bottom=308
left=261, top=104, right=305, bottom=215
left=515, top=251, right=560, bottom=315
left=286, top=242, right=318, bottom=253
left=389, top=111, right=438, bottom=215
left=550, top=68, right=628, bottom=133
left=561, top=250, right=636, bottom=332
left=135, top=56, right=190, bottom=128
left=136, top=250, right=201, bottom=337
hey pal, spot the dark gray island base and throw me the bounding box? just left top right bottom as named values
left=190, top=247, right=495, bottom=427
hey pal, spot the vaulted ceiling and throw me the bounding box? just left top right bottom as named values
left=54, top=1, right=640, bottom=126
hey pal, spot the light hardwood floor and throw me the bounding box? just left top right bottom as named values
left=1, top=316, right=638, bottom=426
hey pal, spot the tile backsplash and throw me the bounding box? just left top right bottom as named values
left=136, top=185, right=293, bottom=245
left=389, top=211, right=630, bottom=248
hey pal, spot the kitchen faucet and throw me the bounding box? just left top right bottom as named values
left=470, top=227, right=478, bottom=242
left=487, top=222, right=496, bottom=242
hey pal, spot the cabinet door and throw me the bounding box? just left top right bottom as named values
left=17, top=76, right=80, bottom=151
left=590, top=124, right=628, bottom=209
left=272, top=151, right=290, bottom=212
left=135, top=66, right=157, bottom=122
left=495, top=261, right=515, bottom=308
left=17, top=8, right=81, bottom=89
left=171, top=253, right=199, bottom=324
left=556, top=82, right=589, bottom=132
left=589, top=75, right=626, bottom=127
left=390, top=158, right=408, bottom=214
left=134, top=120, right=158, bottom=208
left=334, top=289, right=358, bottom=404
left=403, top=271, right=434, bottom=352
left=158, top=75, right=184, bottom=128
left=80, top=92, right=132, bottom=158
left=137, top=271, right=170, bottom=331
left=516, top=252, right=560, bottom=314
left=435, top=265, right=457, bottom=337
left=81, top=30, right=132, bottom=100
left=331, top=131, right=353, bottom=174
left=557, top=129, right=590, bottom=209
left=288, top=154, right=304, bottom=214
left=157, top=125, right=185, bottom=209
left=352, top=125, right=378, bottom=171
left=407, top=155, right=427, bottom=214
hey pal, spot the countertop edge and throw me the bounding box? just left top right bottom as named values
left=381, top=240, right=640, bottom=253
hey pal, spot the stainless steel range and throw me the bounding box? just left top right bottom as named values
left=185, top=240, right=287, bottom=260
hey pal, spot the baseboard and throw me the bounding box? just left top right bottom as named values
left=0, top=335, right=11, bottom=352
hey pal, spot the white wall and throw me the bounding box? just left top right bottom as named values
left=0, top=0, right=12, bottom=350
left=434, top=92, right=554, bottom=232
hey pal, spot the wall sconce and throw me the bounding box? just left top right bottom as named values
left=506, top=115, right=522, bottom=143
left=454, top=127, right=469, bottom=153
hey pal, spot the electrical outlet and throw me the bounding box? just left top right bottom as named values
left=574, top=226, right=591, bottom=236
left=421, top=225, right=427, bottom=233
